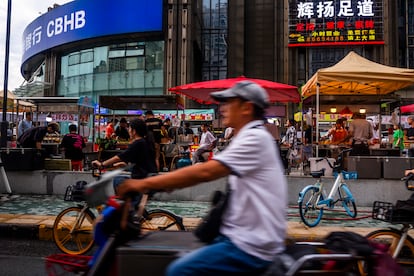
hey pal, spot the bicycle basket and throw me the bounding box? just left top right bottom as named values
left=64, top=181, right=87, bottom=202
left=333, top=170, right=358, bottom=180
left=372, top=201, right=414, bottom=224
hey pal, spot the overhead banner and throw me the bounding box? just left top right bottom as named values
left=288, top=0, right=384, bottom=47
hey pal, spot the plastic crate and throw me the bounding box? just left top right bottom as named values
left=45, top=253, right=91, bottom=276
left=372, top=201, right=414, bottom=224
left=333, top=170, right=358, bottom=180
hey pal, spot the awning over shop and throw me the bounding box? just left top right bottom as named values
left=16, top=96, right=80, bottom=113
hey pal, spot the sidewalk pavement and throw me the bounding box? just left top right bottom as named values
left=0, top=193, right=392, bottom=242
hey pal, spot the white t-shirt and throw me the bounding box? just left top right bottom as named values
left=213, top=120, right=287, bottom=261
left=224, top=127, right=234, bottom=140
left=199, top=130, right=216, bottom=148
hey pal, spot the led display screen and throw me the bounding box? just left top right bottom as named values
left=288, top=0, right=384, bottom=47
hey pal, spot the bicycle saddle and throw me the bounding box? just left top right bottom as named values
left=310, top=169, right=325, bottom=178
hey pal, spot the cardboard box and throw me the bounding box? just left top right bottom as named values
left=44, top=158, right=72, bottom=170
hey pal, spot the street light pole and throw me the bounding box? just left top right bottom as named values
left=1, top=0, right=12, bottom=148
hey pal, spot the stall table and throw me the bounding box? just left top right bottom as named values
left=370, top=148, right=401, bottom=156
left=41, top=143, right=61, bottom=156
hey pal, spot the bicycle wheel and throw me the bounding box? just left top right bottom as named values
left=298, top=186, right=324, bottom=227
left=366, top=228, right=414, bottom=265
left=53, top=206, right=96, bottom=255
left=141, top=209, right=185, bottom=232
left=339, top=184, right=357, bottom=218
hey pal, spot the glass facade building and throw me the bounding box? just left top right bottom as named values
left=58, top=41, right=164, bottom=103
left=201, top=0, right=228, bottom=81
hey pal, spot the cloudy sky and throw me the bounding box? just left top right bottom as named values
left=0, top=1, right=71, bottom=92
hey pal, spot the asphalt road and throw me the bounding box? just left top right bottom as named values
left=0, top=237, right=61, bottom=276
left=1, top=237, right=413, bottom=275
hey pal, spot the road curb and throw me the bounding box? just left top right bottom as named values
left=0, top=223, right=39, bottom=239
left=0, top=219, right=387, bottom=243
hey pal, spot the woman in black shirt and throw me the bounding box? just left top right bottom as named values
left=92, top=118, right=157, bottom=184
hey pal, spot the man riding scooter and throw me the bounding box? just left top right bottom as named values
left=118, top=80, right=288, bottom=275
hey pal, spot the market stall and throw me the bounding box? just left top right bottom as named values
left=96, top=95, right=183, bottom=164
left=168, top=77, right=301, bottom=170
left=301, top=51, right=414, bottom=178
left=302, top=51, right=414, bottom=156
left=2, top=96, right=89, bottom=171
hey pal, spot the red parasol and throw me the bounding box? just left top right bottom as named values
left=401, top=104, right=414, bottom=113
left=168, top=76, right=300, bottom=104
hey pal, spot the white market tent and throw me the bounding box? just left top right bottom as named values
left=301, top=51, right=414, bottom=155
left=302, top=51, right=414, bottom=97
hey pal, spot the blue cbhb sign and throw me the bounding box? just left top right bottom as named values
left=22, top=0, right=163, bottom=64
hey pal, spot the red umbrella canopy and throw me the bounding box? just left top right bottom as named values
left=168, top=76, right=300, bottom=104
left=401, top=104, right=414, bottom=113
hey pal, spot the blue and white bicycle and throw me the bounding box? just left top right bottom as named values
left=298, top=148, right=358, bottom=227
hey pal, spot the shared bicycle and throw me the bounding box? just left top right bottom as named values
left=298, top=148, right=358, bottom=227
left=52, top=169, right=185, bottom=255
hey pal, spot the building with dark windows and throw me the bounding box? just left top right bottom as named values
left=16, top=0, right=414, bottom=114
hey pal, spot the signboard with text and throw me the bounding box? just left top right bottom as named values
left=288, top=0, right=384, bottom=47
left=22, top=0, right=163, bottom=64
left=51, top=113, right=78, bottom=122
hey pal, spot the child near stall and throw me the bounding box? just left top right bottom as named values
left=393, top=124, right=404, bottom=151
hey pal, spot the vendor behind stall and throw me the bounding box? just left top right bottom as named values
left=342, top=113, right=372, bottom=156
left=322, top=119, right=348, bottom=145
left=17, top=123, right=60, bottom=150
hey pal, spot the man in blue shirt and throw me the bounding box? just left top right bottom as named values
left=18, top=112, right=33, bottom=139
